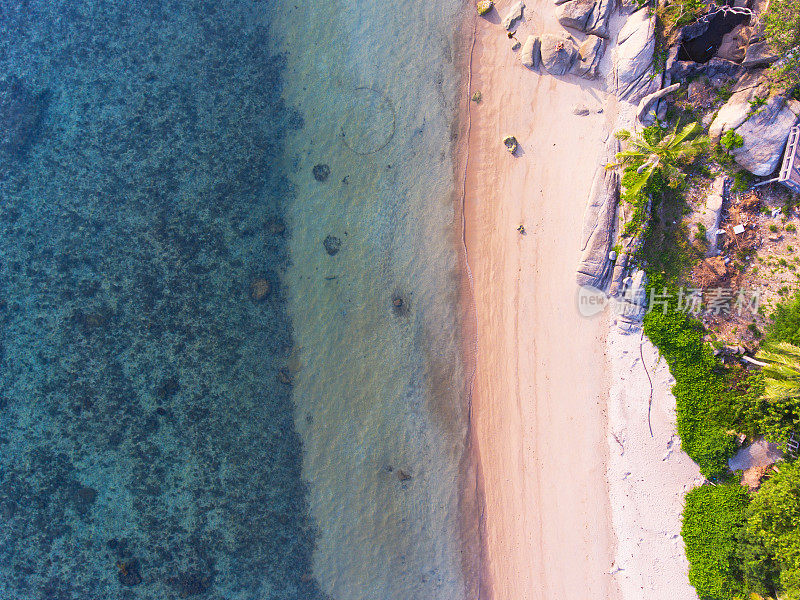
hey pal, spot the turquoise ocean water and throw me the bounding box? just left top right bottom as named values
left=0, top=1, right=474, bottom=598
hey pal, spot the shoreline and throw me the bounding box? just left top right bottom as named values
left=452, top=12, right=495, bottom=600
left=458, top=1, right=620, bottom=597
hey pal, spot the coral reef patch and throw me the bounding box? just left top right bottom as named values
left=0, top=2, right=324, bottom=599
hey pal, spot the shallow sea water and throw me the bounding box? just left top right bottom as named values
left=0, top=1, right=471, bottom=599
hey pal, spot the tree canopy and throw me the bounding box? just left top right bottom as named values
left=745, top=462, right=800, bottom=599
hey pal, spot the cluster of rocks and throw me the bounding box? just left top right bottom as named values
left=660, top=0, right=800, bottom=178
left=495, top=0, right=608, bottom=81
left=555, top=0, right=614, bottom=38
left=519, top=31, right=605, bottom=80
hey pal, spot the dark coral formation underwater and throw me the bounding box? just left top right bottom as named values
left=0, top=1, right=324, bottom=598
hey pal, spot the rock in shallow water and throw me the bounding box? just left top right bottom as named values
left=117, top=560, right=143, bottom=587
left=323, top=234, right=342, bottom=255
left=312, top=163, right=330, bottom=182
left=250, top=277, right=271, bottom=301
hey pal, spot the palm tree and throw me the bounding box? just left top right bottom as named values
left=609, top=122, right=709, bottom=197
left=756, top=342, right=800, bottom=403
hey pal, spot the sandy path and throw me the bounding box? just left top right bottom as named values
left=606, top=328, right=703, bottom=600
left=463, top=2, right=621, bottom=598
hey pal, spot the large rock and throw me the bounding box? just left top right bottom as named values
left=615, top=269, right=648, bottom=322
left=520, top=35, right=541, bottom=69
left=708, top=74, right=769, bottom=140
left=742, top=40, right=782, bottom=68
left=556, top=0, right=614, bottom=37
left=615, top=9, right=660, bottom=103
left=502, top=1, right=525, bottom=29
left=556, top=0, right=595, bottom=31
left=732, top=96, right=800, bottom=176
left=585, top=0, right=614, bottom=38
left=695, top=176, right=726, bottom=255
left=717, top=23, right=751, bottom=63
left=576, top=137, right=621, bottom=289
left=571, top=35, right=605, bottom=79
left=636, top=82, right=680, bottom=126
left=540, top=32, right=578, bottom=76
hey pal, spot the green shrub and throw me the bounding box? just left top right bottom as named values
left=749, top=96, right=767, bottom=111
left=721, top=130, right=744, bottom=152
left=769, top=293, right=800, bottom=346
left=744, top=461, right=800, bottom=597
left=788, top=224, right=797, bottom=233
left=732, top=170, right=754, bottom=193
left=753, top=300, right=800, bottom=445
left=643, top=290, right=739, bottom=477
left=712, top=371, right=768, bottom=440
left=682, top=483, right=748, bottom=599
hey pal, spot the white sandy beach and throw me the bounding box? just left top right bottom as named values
left=464, top=2, right=619, bottom=597
left=463, top=2, right=703, bottom=599
left=607, top=327, right=702, bottom=600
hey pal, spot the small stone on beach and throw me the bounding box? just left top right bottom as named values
left=502, top=135, right=518, bottom=154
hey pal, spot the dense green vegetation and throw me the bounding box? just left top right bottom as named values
left=615, top=123, right=707, bottom=239
left=743, top=462, right=800, bottom=598
left=614, top=124, right=733, bottom=477
left=767, top=295, right=800, bottom=347
left=720, top=130, right=744, bottom=153
left=682, top=484, right=749, bottom=599
left=644, top=301, right=739, bottom=478
left=762, top=0, right=800, bottom=90
left=622, top=115, right=800, bottom=598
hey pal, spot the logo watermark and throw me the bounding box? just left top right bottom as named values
left=577, top=286, right=761, bottom=318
